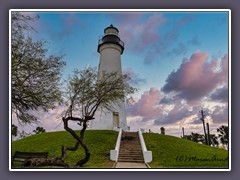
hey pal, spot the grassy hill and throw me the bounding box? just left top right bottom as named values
left=12, top=130, right=228, bottom=169
left=12, top=130, right=118, bottom=168
left=143, top=133, right=228, bottom=168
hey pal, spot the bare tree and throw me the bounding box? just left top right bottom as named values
left=60, top=67, right=137, bottom=167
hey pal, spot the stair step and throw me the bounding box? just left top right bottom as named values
left=119, top=151, right=142, bottom=153
left=119, top=152, right=143, bottom=154
left=119, top=156, right=143, bottom=158
left=120, top=148, right=142, bottom=150
left=118, top=159, right=144, bottom=163
left=118, top=157, right=144, bottom=160
left=118, top=159, right=144, bottom=162
left=118, top=156, right=143, bottom=158
left=119, top=152, right=142, bottom=153
left=119, top=152, right=142, bottom=154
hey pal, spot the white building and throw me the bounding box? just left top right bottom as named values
left=90, top=24, right=128, bottom=131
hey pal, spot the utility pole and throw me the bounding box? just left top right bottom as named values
left=206, top=122, right=211, bottom=146
left=182, top=127, right=185, bottom=139
left=200, top=110, right=208, bottom=145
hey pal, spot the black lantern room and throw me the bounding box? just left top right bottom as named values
left=98, top=24, right=124, bottom=54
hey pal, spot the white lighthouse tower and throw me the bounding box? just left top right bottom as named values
left=90, top=24, right=128, bottom=131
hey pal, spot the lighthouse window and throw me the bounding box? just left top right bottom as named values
left=105, top=28, right=118, bottom=36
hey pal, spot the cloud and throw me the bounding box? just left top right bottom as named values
left=111, top=13, right=199, bottom=65
left=167, top=36, right=201, bottom=57
left=187, top=36, right=201, bottom=46
left=159, top=96, right=175, bottom=104
left=58, top=13, right=82, bottom=38
left=126, top=87, right=203, bottom=126
left=39, top=13, right=83, bottom=41
left=126, top=87, right=163, bottom=121
left=113, top=13, right=165, bottom=52
left=110, top=13, right=165, bottom=64
left=154, top=100, right=204, bottom=125
left=126, top=67, right=229, bottom=127
left=211, top=105, right=228, bottom=123
left=176, top=14, right=195, bottom=28
left=171, top=43, right=188, bottom=56
left=186, top=104, right=228, bottom=125
left=161, top=52, right=228, bottom=104
left=143, top=14, right=196, bottom=64
left=123, top=67, right=146, bottom=86
left=210, top=85, right=228, bottom=103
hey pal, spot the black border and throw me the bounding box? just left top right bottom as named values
left=1, top=0, right=240, bottom=179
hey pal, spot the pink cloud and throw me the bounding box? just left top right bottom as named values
left=141, top=14, right=164, bottom=44
left=58, top=13, right=83, bottom=37
left=127, top=87, right=163, bottom=120
left=111, top=13, right=198, bottom=65
left=176, top=14, right=195, bottom=28
left=162, top=52, right=228, bottom=104
left=111, top=13, right=165, bottom=53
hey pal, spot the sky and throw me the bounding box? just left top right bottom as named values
left=12, top=10, right=230, bottom=138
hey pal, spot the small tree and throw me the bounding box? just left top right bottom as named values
left=217, top=125, right=228, bottom=149
left=185, top=132, right=205, bottom=144
left=191, top=132, right=205, bottom=143
left=160, top=127, right=165, bottom=135
left=33, top=126, right=46, bottom=134
left=209, top=134, right=219, bottom=147
left=12, top=124, right=18, bottom=137
left=60, top=67, right=137, bottom=167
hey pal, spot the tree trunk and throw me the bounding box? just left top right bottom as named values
left=62, top=117, right=91, bottom=167
left=61, top=142, right=80, bottom=161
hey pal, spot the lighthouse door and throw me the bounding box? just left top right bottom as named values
left=113, top=112, right=119, bottom=128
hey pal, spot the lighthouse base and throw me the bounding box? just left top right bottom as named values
left=89, top=107, right=128, bottom=131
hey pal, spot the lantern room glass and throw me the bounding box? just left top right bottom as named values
left=105, top=28, right=118, bottom=36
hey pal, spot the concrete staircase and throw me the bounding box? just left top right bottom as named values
left=117, top=131, right=144, bottom=163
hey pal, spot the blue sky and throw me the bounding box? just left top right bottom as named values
left=14, top=10, right=229, bottom=137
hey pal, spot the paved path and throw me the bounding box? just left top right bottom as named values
left=114, top=162, right=148, bottom=168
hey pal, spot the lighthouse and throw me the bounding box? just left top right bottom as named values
left=90, top=24, right=128, bottom=131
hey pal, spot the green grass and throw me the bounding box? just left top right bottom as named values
left=12, top=130, right=118, bottom=168
left=143, top=133, right=229, bottom=168
left=12, top=130, right=229, bottom=169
